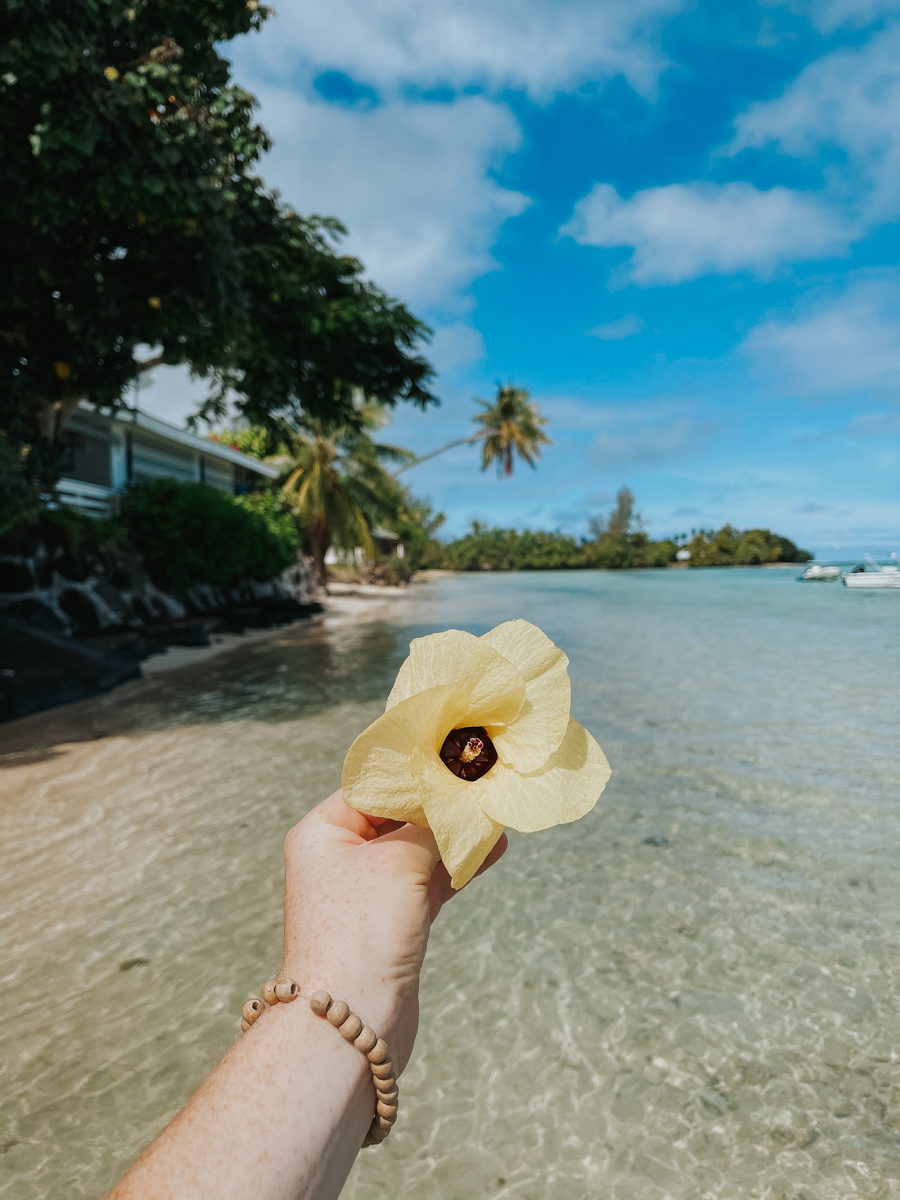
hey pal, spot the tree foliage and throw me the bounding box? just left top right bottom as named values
left=443, top=524, right=587, bottom=571
left=258, top=402, right=414, bottom=583
left=116, top=477, right=297, bottom=595
left=441, top=487, right=811, bottom=572
left=475, top=384, right=550, bottom=477
left=683, top=525, right=812, bottom=565
left=0, top=0, right=436, bottom=527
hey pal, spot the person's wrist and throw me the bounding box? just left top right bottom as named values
left=279, top=954, right=415, bottom=1069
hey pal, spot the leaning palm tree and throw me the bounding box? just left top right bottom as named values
left=393, top=382, right=550, bottom=478
left=271, top=402, right=413, bottom=585
left=474, top=384, right=550, bottom=477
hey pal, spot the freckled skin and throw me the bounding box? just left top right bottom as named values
left=439, top=726, right=498, bottom=781
left=107, top=791, right=507, bottom=1200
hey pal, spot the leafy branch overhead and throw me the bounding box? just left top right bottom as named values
left=0, top=0, right=437, bottom=514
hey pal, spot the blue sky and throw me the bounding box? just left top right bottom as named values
left=142, top=0, right=900, bottom=554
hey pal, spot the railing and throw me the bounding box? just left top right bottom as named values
left=52, top=478, right=118, bottom=519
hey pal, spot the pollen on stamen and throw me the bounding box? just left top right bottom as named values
left=460, top=737, right=484, bottom=763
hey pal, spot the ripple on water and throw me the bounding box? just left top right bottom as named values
left=1, top=570, right=899, bottom=1199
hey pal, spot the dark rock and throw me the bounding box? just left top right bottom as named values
left=131, top=595, right=154, bottom=623
left=33, top=558, right=54, bottom=588
left=93, top=579, right=129, bottom=618
left=0, top=597, right=66, bottom=634
left=58, top=588, right=102, bottom=634
left=0, top=560, right=33, bottom=594
left=643, top=835, right=671, bottom=847
left=0, top=617, right=141, bottom=722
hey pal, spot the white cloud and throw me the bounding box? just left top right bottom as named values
left=763, top=0, right=900, bottom=33
left=729, top=25, right=900, bottom=223
left=590, top=415, right=720, bottom=467
left=744, top=275, right=900, bottom=397
left=236, top=0, right=685, bottom=103
left=247, top=88, right=528, bottom=314
left=587, top=313, right=644, bottom=339
left=428, top=322, right=486, bottom=375
left=805, top=411, right=900, bottom=440
left=562, top=181, right=850, bottom=284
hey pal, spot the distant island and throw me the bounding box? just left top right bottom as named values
left=439, top=489, right=812, bottom=573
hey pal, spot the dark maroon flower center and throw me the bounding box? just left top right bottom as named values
left=439, top=726, right=498, bottom=781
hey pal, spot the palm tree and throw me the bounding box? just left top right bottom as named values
left=270, top=403, right=413, bottom=586
left=393, top=383, right=550, bottom=478
left=474, top=384, right=550, bottom=477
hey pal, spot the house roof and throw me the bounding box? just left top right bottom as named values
left=70, top=403, right=278, bottom=478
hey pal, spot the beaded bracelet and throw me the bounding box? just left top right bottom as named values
left=240, top=977, right=398, bottom=1148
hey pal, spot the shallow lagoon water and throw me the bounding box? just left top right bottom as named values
left=1, top=569, right=899, bottom=1199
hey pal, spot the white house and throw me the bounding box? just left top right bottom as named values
left=55, top=403, right=278, bottom=518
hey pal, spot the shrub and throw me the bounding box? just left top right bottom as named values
left=117, top=478, right=298, bottom=596
left=236, top=489, right=304, bottom=554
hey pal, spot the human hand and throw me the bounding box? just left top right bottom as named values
left=280, top=790, right=507, bottom=1073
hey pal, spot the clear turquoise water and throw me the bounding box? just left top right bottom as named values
left=1, top=569, right=899, bottom=1199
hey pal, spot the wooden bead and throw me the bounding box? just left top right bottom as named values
left=373, top=1114, right=395, bottom=1133
left=241, top=998, right=265, bottom=1025
left=274, top=978, right=299, bottom=1003
left=370, top=1059, right=393, bottom=1079
left=309, top=990, right=331, bottom=1016
left=339, top=1013, right=363, bottom=1041
left=365, top=1124, right=389, bottom=1146
left=376, top=1100, right=398, bottom=1121
left=354, top=1026, right=378, bottom=1054
left=373, top=1074, right=397, bottom=1093
left=240, top=1018, right=251, bottom=1033
left=327, top=1000, right=350, bottom=1027
left=367, top=1038, right=388, bottom=1064
left=261, top=979, right=279, bottom=1006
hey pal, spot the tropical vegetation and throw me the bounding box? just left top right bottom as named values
left=442, top=488, right=812, bottom=572
left=115, top=477, right=298, bottom=595
left=394, top=383, right=550, bottom=479
left=1, top=0, right=435, bottom=535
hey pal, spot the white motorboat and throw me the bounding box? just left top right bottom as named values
left=799, top=564, right=840, bottom=581
left=842, top=554, right=900, bottom=588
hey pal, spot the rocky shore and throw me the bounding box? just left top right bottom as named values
left=0, top=524, right=322, bottom=722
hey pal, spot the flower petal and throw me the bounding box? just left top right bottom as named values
left=472, top=718, right=611, bottom=833
left=421, top=781, right=505, bottom=890
left=342, top=683, right=462, bottom=823
left=386, top=629, right=525, bottom=729
left=481, top=619, right=571, bottom=772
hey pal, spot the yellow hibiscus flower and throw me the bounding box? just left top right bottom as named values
left=342, top=619, right=611, bottom=888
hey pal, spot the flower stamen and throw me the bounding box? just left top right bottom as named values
left=439, top=726, right=498, bottom=782
left=460, top=737, right=483, bottom=763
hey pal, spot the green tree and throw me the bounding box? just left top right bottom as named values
left=394, top=383, right=550, bottom=479
left=476, top=384, right=551, bottom=477
left=267, top=404, right=413, bottom=585
left=116, top=477, right=297, bottom=595
left=1, top=0, right=435, bottom=528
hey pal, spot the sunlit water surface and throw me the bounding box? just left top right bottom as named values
left=1, top=570, right=899, bottom=1199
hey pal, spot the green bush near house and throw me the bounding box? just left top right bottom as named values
left=236, top=489, right=304, bottom=555
left=117, top=478, right=298, bottom=596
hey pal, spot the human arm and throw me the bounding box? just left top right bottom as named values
left=106, top=790, right=507, bottom=1200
